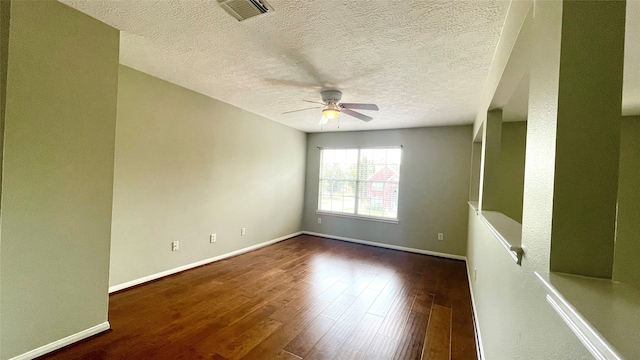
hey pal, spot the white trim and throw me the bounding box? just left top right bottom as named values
left=466, top=262, right=485, bottom=360
left=315, top=210, right=399, bottom=224
left=9, top=322, right=110, bottom=360
left=535, top=272, right=623, bottom=360
left=302, top=231, right=466, bottom=261
left=109, top=231, right=303, bottom=293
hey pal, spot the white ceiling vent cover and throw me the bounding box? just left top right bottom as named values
left=218, top=0, right=273, bottom=21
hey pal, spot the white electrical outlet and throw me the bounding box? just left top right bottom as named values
left=210, top=233, right=216, bottom=243
left=318, top=218, right=322, bottom=224
left=241, top=228, right=246, bottom=236
left=437, top=233, right=444, bottom=241
left=172, top=241, right=179, bottom=251
left=474, top=268, right=478, bottom=282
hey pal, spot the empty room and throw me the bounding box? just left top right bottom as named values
left=1, top=0, right=639, bottom=359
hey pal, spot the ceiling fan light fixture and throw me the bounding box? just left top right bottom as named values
left=322, top=102, right=341, bottom=121
left=322, top=108, right=340, bottom=120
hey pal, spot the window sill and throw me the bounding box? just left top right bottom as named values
left=315, top=211, right=399, bottom=224
left=536, top=271, right=640, bottom=359
left=471, top=205, right=523, bottom=264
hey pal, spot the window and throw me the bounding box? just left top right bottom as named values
left=318, top=147, right=401, bottom=221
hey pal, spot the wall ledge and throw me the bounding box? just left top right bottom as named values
left=8, top=322, right=110, bottom=360
left=109, top=231, right=303, bottom=293
left=535, top=271, right=640, bottom=359
left=302, top=231, right=466, bottom=261
left=472, top=205, right=523, bottom=264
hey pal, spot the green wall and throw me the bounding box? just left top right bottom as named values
left=109, top=66, right=306, bottom=287
left=549, top=0, right=625, bottom=278
left=479, top=110, right=502, bottom=212
left=498, top=121, right=526, bottom=222
left=0, top=1, right=119, bottom=358
left=613, top=116, right=640, bottom=289
left=0, top=1, right=9, bottom=354
left=469, top=140, right=482, bottom=202
left=302, top=126, right=472, bottom=256
left=0, top=0, right=10, bottom=211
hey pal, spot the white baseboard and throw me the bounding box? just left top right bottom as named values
left=109, top=231, right=303, bottom=293
left=466, top=262, right=485, bottom=360
left=9, top=322, right=110, bottom=360
left=302, top=231, right=467, bottom=261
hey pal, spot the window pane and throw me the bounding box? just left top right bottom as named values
left=358, top=181, right=385, bottom=217
left=320, top=147, right=400, bottom=219
left=357, top=180, right=398, bottom=219
left=321, top=149, right=358, bottom=180
left=359, top=149, right=376, bottom=180
left=384, top=182, right=399, bottom=218
left=319, top=180, right=331, bottom=211
left=322, top=149, right=335, bottom=165
left=357, top=182, right=373, bottom=216
left=388, top=148, right=401, bottom=165
left=373, top=149, right=387, bottom=164
left=343, top=196, right=356, bottom=213
left=319, top=179, right=355, bottom=214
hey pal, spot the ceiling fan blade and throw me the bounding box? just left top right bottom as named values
left=341, top=108, right=373, bottom=122
left=282, top=106, right=323, bottom=114
left=340, top=103, right=379, bottom=111
left=303, top=100, right=326, bottom=105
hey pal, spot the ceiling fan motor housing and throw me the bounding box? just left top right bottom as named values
left=321, top=90, right=342, bottom=104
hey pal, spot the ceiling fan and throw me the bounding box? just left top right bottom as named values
left=283, top=90, right=379, bottom=125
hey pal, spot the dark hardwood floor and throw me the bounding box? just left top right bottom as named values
left=40, top=235, right=476, bottom=360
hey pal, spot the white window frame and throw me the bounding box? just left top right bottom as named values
left=316, top=146, right=402, bottom=224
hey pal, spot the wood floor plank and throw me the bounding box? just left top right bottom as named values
left=283, top=315, right=335, bottom=357
left=188, top=296, right=291, bottom=355
left=303, top=318, right=358, bottom=360
left=238, top=299, right=332, bottom=360
left=344, top=270, right=378, bottom=296
left=337, top=287, right=381, bottom=325
left=433, top=263, right=456, bottom=308
left=364, top=334, right=400, bottom=360
left=412, top=291, right=435, bottom=315
left=318, top=292, right=358, bottom=320
left=270, top=350, right=302, bottom=360
left=333, top=313, right=384, bottom=360
left=449, top=267, right=476, bottom=360
left=450, top=296, right=476, bottom=360
left=217, top=317, right=284, bottom=359
left=318, top=281, right=350, bottom=302
left=39, top=235, right=475, bottom=360
left=304, top=288, right=381, bottom=360
left=377, top=293, right=416, bottom=339
left=368, top=280, right=406, bottom=317
left=422, top=304, right=452, bottom=360
left=368, top=271, right=394, bottom=291
left=393, top=310, right=430, bottom=360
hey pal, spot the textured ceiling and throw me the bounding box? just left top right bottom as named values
left=59, top=0, right=509, bottom=132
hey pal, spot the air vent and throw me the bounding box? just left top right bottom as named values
left=218, top=0, right=273, bottom=21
